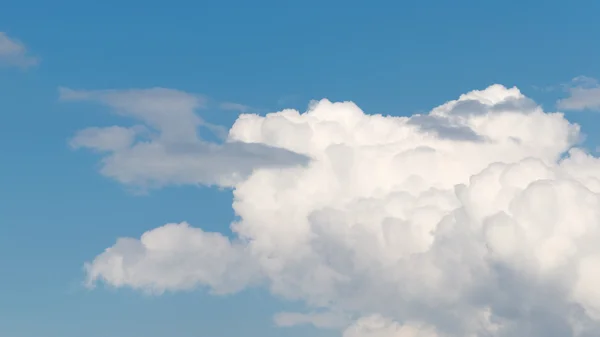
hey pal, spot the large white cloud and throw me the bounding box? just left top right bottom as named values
left=84, top=84, right=600, bottom=336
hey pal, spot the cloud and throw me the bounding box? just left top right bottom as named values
left=343, top=315, right=441, bottom=337
left=70, top=126, right=143, bottom=152
left=273, top=311, right=350, bottom=329
left=61, top=87, right=309, bottom=189
left=59, top=87, right=206, bottom=143
left=83, top=84, right=600, bottom=336
left=84, top=222, right=260, bottom=294
left=557, top=76, right=600, bottom=111
left=219, top=102, right=254, bottom=113
left=0, top=32, right=38, bottom=68
left=406, top=115, right=483, bottom=141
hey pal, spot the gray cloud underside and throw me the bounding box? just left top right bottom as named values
left=62, top=87, right=309, bottom=188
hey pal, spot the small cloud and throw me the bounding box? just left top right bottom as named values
left=273, top=311, right=350, bottom=329
left=556, top=76, right=600, bottom=111
left=0, top=32, right=39, bottom=68
left=569, top=75, right=599, bottom=88
left=219, top=102, right=254, bottom=113
left=59, top=87, right=206, bottom=143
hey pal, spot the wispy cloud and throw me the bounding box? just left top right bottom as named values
left=273, top=311, right=350, bottom=329
left=556, top=76, right=600, bottom=111
left=276, top=94, right=300, bottom=107
left=219, top=102, right=254, bottom=113
left=0, top=32, right=39, bottom=68
left=60, top=87, right=309, bottom=190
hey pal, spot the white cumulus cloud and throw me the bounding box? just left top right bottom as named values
left=84, top=222, right=260, bottom=294
left=0, top=32, right=38, bottom=68
left=83, top=84, right=600, bottom=336
left=60, top=87, right=309, bottom=189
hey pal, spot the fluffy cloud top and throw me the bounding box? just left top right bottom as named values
left=83, top=84, right=600, bottom=336
left=60, top=87, right=309, bottom=188
left=0, top=32, right=38, bottom=68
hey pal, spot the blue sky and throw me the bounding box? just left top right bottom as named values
left=2, top=1, right=600, bottom=337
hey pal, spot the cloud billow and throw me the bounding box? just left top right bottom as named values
left=82, top=84, right=600, bottom=336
